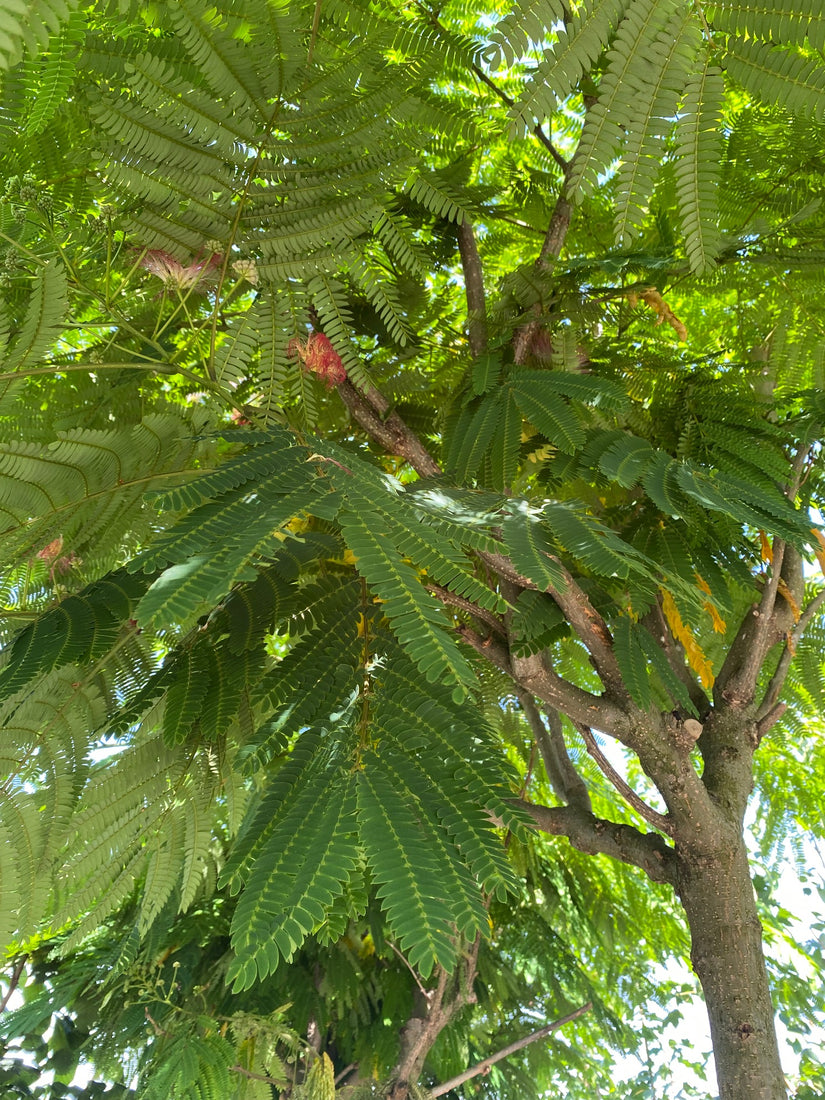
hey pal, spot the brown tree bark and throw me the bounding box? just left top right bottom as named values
left=676, top=837, right=786, bottom=1100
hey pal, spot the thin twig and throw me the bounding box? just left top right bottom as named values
left=429, top=1003, right=591, bottom=1097
left=0, top=957, right=25, bottom=1013
left=334, top=1063, right=358, bottom=1085
left=388, top=941, right=429, bottom=997
left=230, top=1064, right=286, bottom=1085
left=144, top=1008, right=169, bottom=1037
left=469, top=64, right=569, bottom=170
left=411, top=0, right=570, bottom=170
left=575, top=724, right=674, bottom=836
left=427, top=583, right=506, bottom=636
left=307, top=0, right=323, bottom=65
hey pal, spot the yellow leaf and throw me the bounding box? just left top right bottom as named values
left=811, top=528, right=825, bottom=575
left=628, top=287, right=687, bottom=341
left=759, top=530, right=773, bottom=563
left=286, top=514, right=312, bottom=534
left=776, top=577, right=801, bottom=622
left=695, top=573, right=712, bottom=596
left=661, top=588, right=715, bottom=688
left=703, top=602, right=726, bottom=634
left=694, top=573, right=726, bottom=634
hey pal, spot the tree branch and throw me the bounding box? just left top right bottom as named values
left=336, top=378, right=441, bottom=478
left=388, top=944, right=479, bottom=1100
left=0, top=957, right=25, bottom=1013
left=476, top=549, right=538, bottom=591
left=575, top=723, right=674, bottom=837
left=511, top=650, right=635, bottom=743
left=545, top=560, right=631, bottom=702
left=429, top=1003, right=592, bottom=1098
left=427, top=583, right=506, bottom=638
left=518, top=691, right=591, bottom=811
left=516, top=799, right=678, bottom=887
left=456, top=622, right=514, bottom=674
left=720, top=539, right=786, bottom=705
left=334, top=1063, right=359, bottom=1086
left=537, top=183, right=574, bottom=270
left=756, top=584, right=825, bottom=722
left=336, top=378, right=638, bottom=712
left=230, top=1064, right=285, bottom=1086
left=458, top=627, right=634, bottom=744
left=755, top=702, right=787, bottom=742
left=533, top=102, right=599, bottom=272
left=716, top=543, right=803, bottom=708
left=786, top=440, right=813, bottom=498
left=477, top=550, right=634, bottom=709
left=513, top=162, right=577, bottom=364
left=457, top=220, right=488, bottom=357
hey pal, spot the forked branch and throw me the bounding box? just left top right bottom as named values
left=518, top=691, right=591, bottom=811
left=388, top=939, right=480, bottom=1100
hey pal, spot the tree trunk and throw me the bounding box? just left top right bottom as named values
left=676, top=838, right=786, bottom=1100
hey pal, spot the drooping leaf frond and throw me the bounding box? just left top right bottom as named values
left=0, top=0, right=81, bottom=72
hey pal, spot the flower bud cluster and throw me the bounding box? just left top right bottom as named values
left=287, top=332, right=347, bottom=387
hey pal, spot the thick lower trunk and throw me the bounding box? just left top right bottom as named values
left=677, top=840, right=786, bottom=1100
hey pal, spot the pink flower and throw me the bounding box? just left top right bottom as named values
left=37, top=535, right=63, bottom=563
left=138, top=249, right=222, bottom=292
left=288, top=332, right=347, bottom=388
left=35, top=536, right=79, bottom=580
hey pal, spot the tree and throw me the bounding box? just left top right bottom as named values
left=2, top=1, right=825, bottom=1097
